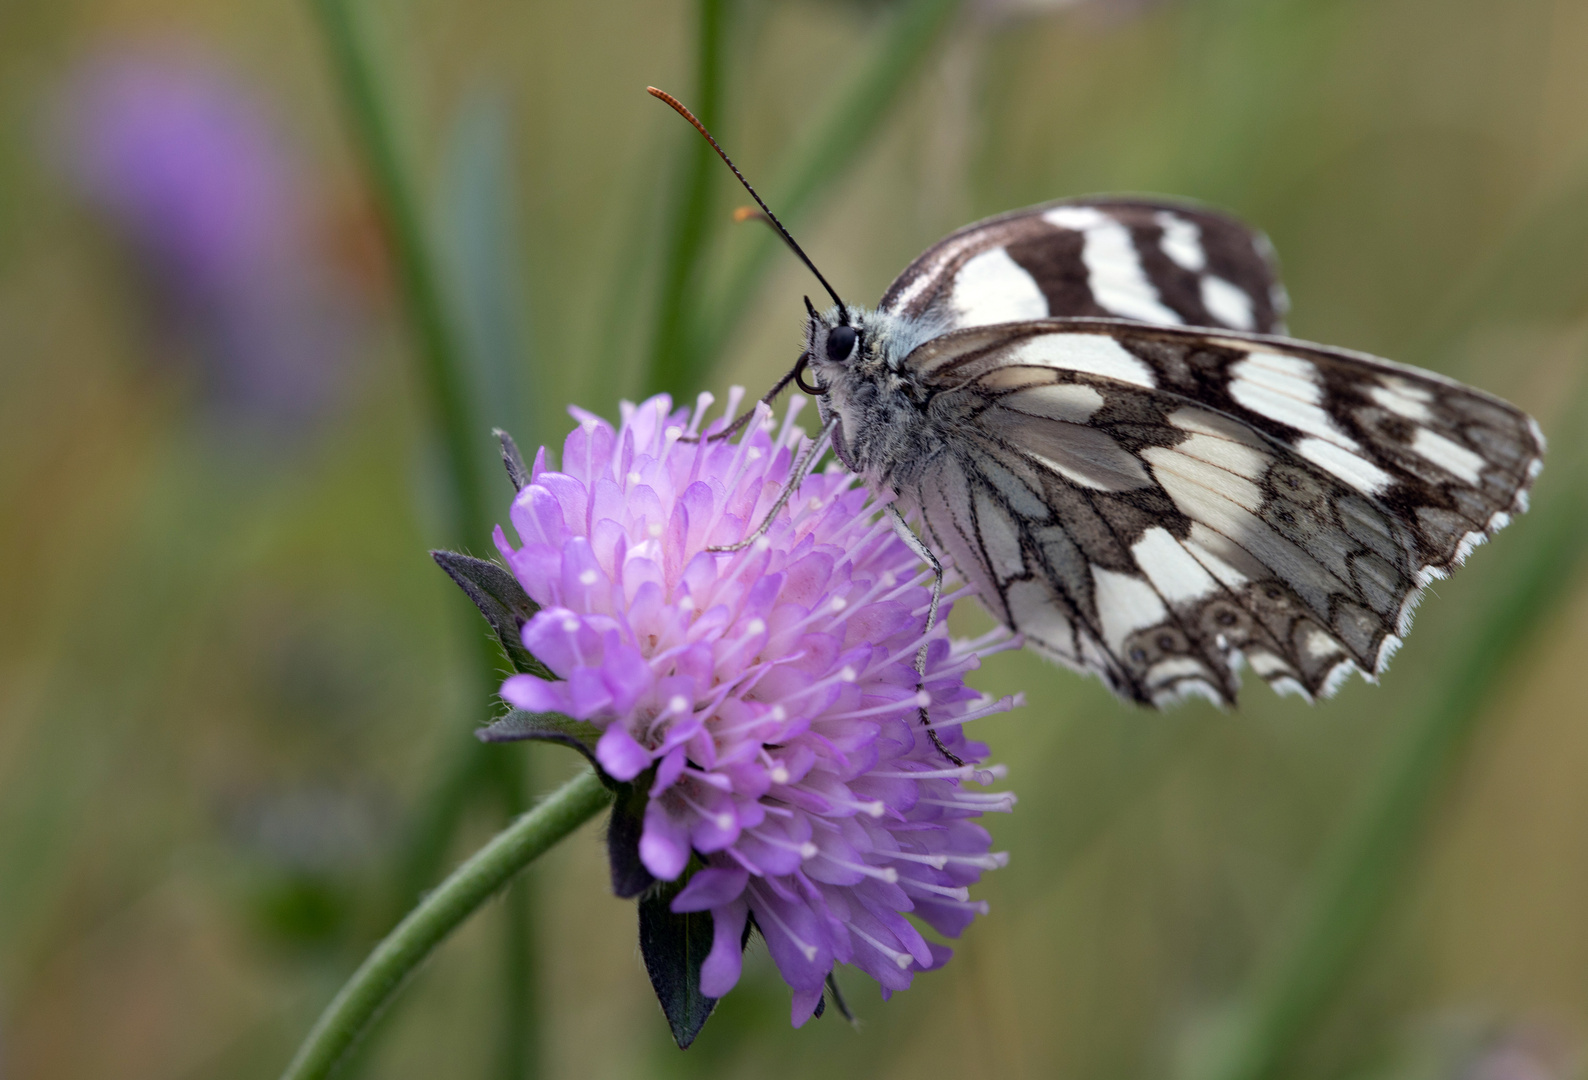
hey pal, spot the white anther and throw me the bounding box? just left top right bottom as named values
left=881, top=571, right=896, bottom=588
left=860, top=800, right=885, bottom=818
left=561, top=618, right=579, bottom=633
left=753, top=536, right=771, bottom=552
left=679, top=596, right=695, bottom=611
left=799, top=842, right=819, bottom=859
left=830, top=597, right=847, bottom=612
left=578, top=569, right=599, bottom=586
left=746, top=618, right=766, bottom=635
left=914, top=691, right=931, bottom=707
left=747, top=448, right=762, bottom=461
left=627, top=471, right=642, bottom=485
left=664, top=426, right=683, bottom=440
left=838, top=666, right=857, bottom=683
left=668, top=695, right=689, bottom=714
left=807, top=497, right=823, bottom=510
left=770, top=765, right=790, bottom=784
left=647, top=522, right=664, bottom=538
left=770, top=705, right=787, bottom=722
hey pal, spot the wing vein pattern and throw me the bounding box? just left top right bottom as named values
left=816, top=196, right=1544, bottom=707
left=888, top=320, right=1542, bottom=706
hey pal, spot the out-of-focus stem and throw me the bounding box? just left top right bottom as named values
left=312, top=0, right=490, bottom=550
left=644, top=0, right=728, bottom=398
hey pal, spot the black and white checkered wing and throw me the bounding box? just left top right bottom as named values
left=897, top=320, right=1543, bottom=706
left=880, top=197, right=1288, bottom=335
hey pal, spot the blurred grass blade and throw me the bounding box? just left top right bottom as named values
left=644, top=0, right=729, bottom=398
left=312, top=0, right=490, bottom=549
left=443, top=91, right=536, bottom=457
left=691, top=0, right=963, bottom=383
left=312, top=6, right=544, bottom=1077
left=1200, top=386, right=1588, bottom=1080
left=312, top=0, right=504, bottom=905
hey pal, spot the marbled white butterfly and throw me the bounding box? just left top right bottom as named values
left=650, top=88, right=1544, bottom=719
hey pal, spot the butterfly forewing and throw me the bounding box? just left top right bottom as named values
left=895, top=320, right=1543, bottom=706
left=879, top=197, right=1289, bottom=336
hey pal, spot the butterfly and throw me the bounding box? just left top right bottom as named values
left=648, top=89, right=1545, bottom=712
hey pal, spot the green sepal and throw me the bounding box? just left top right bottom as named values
left=477, top=708, right=600, bottom=760
left=606, top=770, right=657, bottom=899
left=638, top=868, right=718, bottom=1049
left=430, top=550, right=550, bottom=678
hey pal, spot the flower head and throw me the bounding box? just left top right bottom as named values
left=496, top=391, right=1020, bottom=1024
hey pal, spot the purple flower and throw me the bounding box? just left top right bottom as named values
left=53, top=44, right=353, bottom=430
left=496, top=391, right=1020, bottom=1025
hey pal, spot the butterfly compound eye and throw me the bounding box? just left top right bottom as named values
left=826, top=325, right=857, bottom=362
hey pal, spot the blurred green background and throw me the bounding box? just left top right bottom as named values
left=3, top=0, right=1588, bottom=1078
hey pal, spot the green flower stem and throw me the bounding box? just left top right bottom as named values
left=279, top=768, right=612, bottom=1080
left=1204, top=395, right=1588, bottom=1080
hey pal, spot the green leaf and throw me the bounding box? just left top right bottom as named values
left=430, top=550, right=551, bottom=679
left=638, top=876, right=718, bottom=1049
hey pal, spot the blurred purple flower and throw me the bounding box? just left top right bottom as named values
left=54, top=45, right=353, bottom=430
left=496, top=391, right=1021, bottom=1025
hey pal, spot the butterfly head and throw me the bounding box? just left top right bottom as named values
left=802, top=300, right=876, bottom=390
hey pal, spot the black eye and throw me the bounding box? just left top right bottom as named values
left=826, top=325, right=857, bottom=362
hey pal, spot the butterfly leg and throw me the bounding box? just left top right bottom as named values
left=888, top=505, right=964, bottom=767
left=707, top=419, right=835, bottom=553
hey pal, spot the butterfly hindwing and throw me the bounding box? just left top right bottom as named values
left=878, top=197, right=1288, bottom=336
left=896, top=319, right=1543, bottom=706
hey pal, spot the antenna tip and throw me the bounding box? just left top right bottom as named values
left=733, top=206, right=766, bottom=224
left=646, top=86, right=699, bottom=127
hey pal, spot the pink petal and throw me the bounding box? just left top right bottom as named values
left=595, top=723, right=650, bottom=782
left=670, top=867, right=748, bottom=912
left=498, top=674, right=567, bottom=714
left=699, top=897, right=749, bottom=998
left=639, top=796, right=691, bottom=880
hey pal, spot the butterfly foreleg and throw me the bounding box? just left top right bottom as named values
left=707, top=418, right=837, bottom=553
left=677, top=356, right=809, bottom=446
left=888, top=504, right=963, bottom=767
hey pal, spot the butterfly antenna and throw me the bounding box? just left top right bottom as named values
left=647, top=86, right=847, bottom=314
